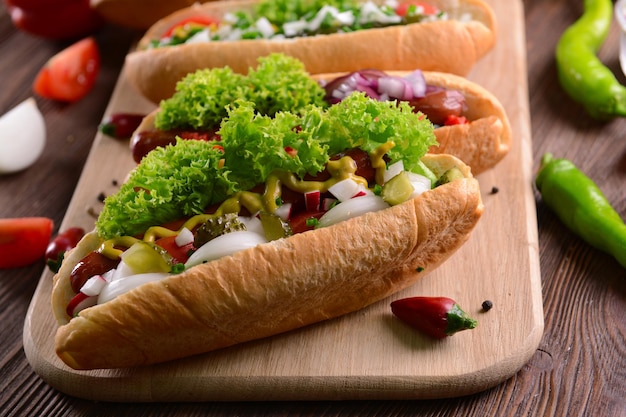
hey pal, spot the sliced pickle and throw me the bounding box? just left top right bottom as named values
left=259, top=212, right=293, bottom=241
left=121, top=241, right=174, bottom=274
left=435, top=167, right=465, bottom=187
left=194, top=213, right=247, bottom=248
left=382, top=172, right=414, bottom=205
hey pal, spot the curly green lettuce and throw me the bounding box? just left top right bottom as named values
left=154, top=53, right=327, bottom=131
left=96, top=93, right=436, bottom=239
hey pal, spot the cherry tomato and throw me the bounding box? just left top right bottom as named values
left=33, top=37, right=100, bottom=103
left=155, top=236, right=195, bottom=265
left=5, top=0, right=103, bottom=40
left=395, top=1, right=439, bottom=17
left=99, top=113, right=146, bottom=139
left=0, top=217, right=53, bottom=269
left=162, top=16, right=220, bottom=38
left=45, top=227, right=85, bottom=273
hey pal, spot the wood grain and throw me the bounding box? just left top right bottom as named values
left=1, top=0, right=625, bottom=415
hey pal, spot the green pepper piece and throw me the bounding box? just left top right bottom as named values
left=535, top=153, right=626, bottom=268
left=555, top=0, right=626, bottom=120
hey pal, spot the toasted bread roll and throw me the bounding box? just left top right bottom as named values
left=90, top=0, right=218, bottom=30
left=52, top=154, right=483, bottom=370
left=124, top=0, right=497, bottom=103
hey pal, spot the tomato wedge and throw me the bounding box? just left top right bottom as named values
left=33, top=37, right=100, bottom=103
left=395, top=1, right=439, bottom=17
left=0, top=217, right=54, bottom=269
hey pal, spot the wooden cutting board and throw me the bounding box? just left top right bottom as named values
left=23, top=0, right=542, bottom=402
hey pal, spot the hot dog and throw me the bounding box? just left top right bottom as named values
left=124, top=0, right=497, bottom=103
left=51, top=92, right=484, bottom=370
left=130, top=54, right=511, bottom=174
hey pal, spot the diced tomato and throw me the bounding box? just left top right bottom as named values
left=288, top=211, right=326, bottom=234
left=443, top=114, right=469, bottom=126
left=395, top=1, right=439, bottom=17
left=162, top=16, right=221, bottom=38
left=5, top=0, right=103, bottom=40
left=0, top=217, right=54, bottom=269
left=33, top=37, right=100, bottom=103
left=155, top=236, right=195, bottom=264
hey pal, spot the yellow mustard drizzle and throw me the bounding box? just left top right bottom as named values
left=371, top=141, right=396, bottom=186
left=98, top=143, right=395, bottom=260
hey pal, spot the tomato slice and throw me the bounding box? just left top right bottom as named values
left=155, top=236, right=195, bottom=265
left=162, top=16, right=220, bottom=38
left=395, top=1, right=439, bottom=17
left=0, top=217, right=54, bottom=269
left=33, top=37, right=100, bottom=102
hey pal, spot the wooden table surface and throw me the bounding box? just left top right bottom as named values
left=1, top=0, right=625, bottom=416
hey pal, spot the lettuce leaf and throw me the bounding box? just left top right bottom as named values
left=96, top=139, right=234, bottom=239
left=96, top=94, right=436, bottom=239
left=154, top=53, right=326, bottom=131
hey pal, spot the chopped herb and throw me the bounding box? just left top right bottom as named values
left=416, top=266, right=425, bottom=272
left=306, top=217, right=319, bottom=227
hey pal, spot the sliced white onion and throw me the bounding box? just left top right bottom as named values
left=186, top=29, right=211, bottom=44
left=359, top=1, right=402, bottom=24
left=283, top=20, right=308, bottom=37
left=317, top=195, right=390, bottom=228
left=80, top=275, right=107, bottom=297
left=97, top=272, right=170, bottom=304
left=407, top=172, right=432, bottom=197
left=238, top=215, right=264, bottom=235
left=274, top=202, right=293, bottom=220
left=384, top=160, right=405, bottom=183
left=175, top=227, right=194, bottom=247
left=185, top=231, right=268, bottom=268
left=255, top=17, right=276, bottom=37
left=107, top=260, right=135, bottom=281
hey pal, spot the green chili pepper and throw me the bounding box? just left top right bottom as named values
left=535, top=153, right=626, bottom=269
left=555, top=0, right=626, bottom=119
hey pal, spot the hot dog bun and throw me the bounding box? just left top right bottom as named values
left=52, top=153, right=483, bottom=370
left=124, top=0, right=497, bottom=103
left=90, top=0, right=218, bottom=30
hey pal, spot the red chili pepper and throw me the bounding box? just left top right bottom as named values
left=45, top=227, right=85, bottom=273
left=99, top=113, right=146, bottom=139
left=390, top=296, right=477, bottom=339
